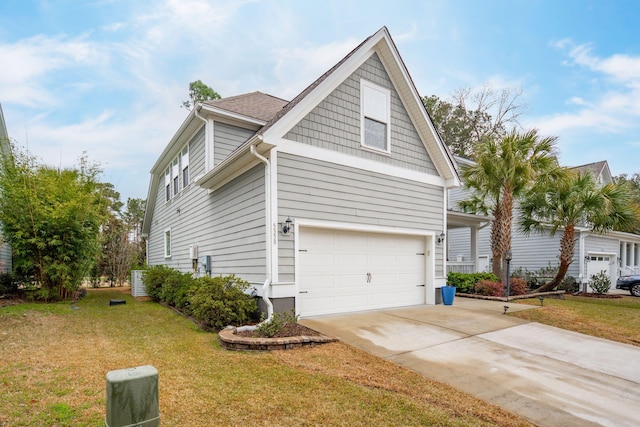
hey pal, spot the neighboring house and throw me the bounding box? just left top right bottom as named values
left=142, top=27, right=461, bottom=318
left=0, top=103, right=12, bottom=273
left=447, top=159, right=640, bottom=291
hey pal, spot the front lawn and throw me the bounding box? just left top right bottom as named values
left=511, top=294, right=640, bottom=346
left=0, top=288, right=531, bottom=426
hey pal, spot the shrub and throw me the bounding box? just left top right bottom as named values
left=558, top=276, right=578, bottom=293
left=0, top=272, right=17, bottom=295
left=589, top=270, right=611, bottom=294
left=142, top=265, right=175, bottom=301
left=512, top=265, right=558, bottom=290
left=256, top=310, right=299, bottom=338
left=447, top=272, right=499, bottom=294
left=475, top=280, right=504, bottom=297
left=189, top=275, right=259, bottom=330
left=159, top=269, right=194, bottom=312
left=507, top=277, right=528, bottom=296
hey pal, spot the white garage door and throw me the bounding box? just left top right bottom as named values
left=586, top=254, right=613, bottom=292
left=298, top=228, right=426, bottom=317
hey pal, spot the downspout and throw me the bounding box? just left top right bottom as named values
left=250, top=138, right=274, bottom=322
left=194, top=106, right=213, bottom=172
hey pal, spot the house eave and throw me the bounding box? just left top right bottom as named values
left=199, top=104, right=267, bottom=128
left=195, top=138, right=275, bottom=191
left=447, top=210, right=493, bottom=229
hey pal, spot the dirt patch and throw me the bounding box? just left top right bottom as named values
left=0, top=296, right=25, bottom=308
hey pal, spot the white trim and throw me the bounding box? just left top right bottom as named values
left=205, top=118, right=215, bottom=172
left=293, top=219, right=438, bottom=316
left=442, top=186, right=448, bottom=277
left=200, top=104, right=267, bottom=127
left=275, top=138, right=446, bottom=187
left=163, top=227, right=172, bottom=258
left=295, top=218, right=437, bottom=236
left=360, top=79, right=391, bottom=153
left=263, top=45, right=378, bottom=141
left=181, top=144, right=189, bottom=188
left=270, top=149, right=279, bottom=281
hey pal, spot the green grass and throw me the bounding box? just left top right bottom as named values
left=511, top=294, right=640, bottom=346
left=0, top=288, right=531, bottom=426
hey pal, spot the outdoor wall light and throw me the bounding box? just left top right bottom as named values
left=282, top=217, right=293, bottom=235
left=437, top=232, right=446, bottom=244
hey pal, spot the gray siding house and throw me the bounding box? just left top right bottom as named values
left=447, top=159, right=640, bottom=292
left=0, top=103, right=12, bottom=273
left=142, top=28, right=460, bottom=318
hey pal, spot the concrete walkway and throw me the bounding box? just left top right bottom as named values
left=300, top=298, right=640, bottom=427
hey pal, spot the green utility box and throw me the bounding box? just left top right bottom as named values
left=105, top=365, right=159, bottom=427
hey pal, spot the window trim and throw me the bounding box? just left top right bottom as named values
left=164, top=228, right=172, bottom=258
left=164, top=166, right=171, bottom=202
left=360, top=79, right=391, bottom=154
left=172, top=157, right=179, bottom=196
left=181, top=145, right=189, bottom=189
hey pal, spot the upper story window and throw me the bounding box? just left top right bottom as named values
left=360, top=79, right=391, bottom=153
left=172, top=157, right=179, bottom=196
left=181, top=146, right=189, bottom=188
left=164, top=142, right=190, bottom=202
left=164, top=167, right=171, bottom=202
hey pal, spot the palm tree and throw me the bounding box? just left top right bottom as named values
left=520, top=169, right=639, bottom=292
left=460, top=129, right=561, bottom=283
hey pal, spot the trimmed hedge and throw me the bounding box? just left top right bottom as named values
left=189, top=275, right=258, bottom=330
left=446, top=272, right=499, bottom=293
left=142, top=266, right=259, bottom=330
left=447, top=272, right=528, bottom=297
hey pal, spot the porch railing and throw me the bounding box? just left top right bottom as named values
left=446, top=262, right=476, bottom=274
left=619, top=266, right=640, bottom=276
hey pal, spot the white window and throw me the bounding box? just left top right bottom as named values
left=172, top=157, right=179, bottom=196
left=361, top=79, right=391, bottom=152
left=181, top=145, right=189, bottom=188
left=164, top=228, right=171, bottom=258
left=164, top=166, right=171, bottom=202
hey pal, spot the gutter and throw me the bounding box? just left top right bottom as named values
left=249, top=137, right=274, bottom=322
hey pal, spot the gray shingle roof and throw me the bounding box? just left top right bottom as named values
left=572, top=160, right=607, bottom=177
left=203, top=91, right=288, bottom=122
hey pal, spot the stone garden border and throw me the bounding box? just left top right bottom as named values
left=218, top=327, right=337, bottom=351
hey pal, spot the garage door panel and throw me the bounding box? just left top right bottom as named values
left=302, top=275, right=335, bottom=290
left=299, top=228, right=426, bottom=316
left=369, top=254, right=398, bottom=267
left=336, top=274, right=367, bottom=288
left=300, top=252, right=334, bottom=269
left=337, top=253, right=368, bottom=268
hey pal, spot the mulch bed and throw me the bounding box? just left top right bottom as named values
left=234, top=323, right=321, bottom=338
left=572, top=292, right=623, bottom=299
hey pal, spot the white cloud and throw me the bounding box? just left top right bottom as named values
left=0, top=34, right=107, bottom=106
left=269, top=38, right=360, bottom=99
left=531, top=41, right=640, bottom=139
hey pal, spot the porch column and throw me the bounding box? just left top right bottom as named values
left=631, top=244, right=636, bottom=268
left=621, top=242, right=627, bottom=267
left=470, top=225, right=479, bottom=273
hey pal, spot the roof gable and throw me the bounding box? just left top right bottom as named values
left=572, top=160, right=612, bottom=185
left=259, top=27, right=459, bottom=186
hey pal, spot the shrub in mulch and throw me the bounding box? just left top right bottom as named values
left=572, top=292, right=623, bottom=299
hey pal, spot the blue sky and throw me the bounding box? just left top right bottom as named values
left=1, top=0, right=639, bottom=202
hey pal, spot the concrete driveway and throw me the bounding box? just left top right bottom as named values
left=300, top=298, right=640, bottom=427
